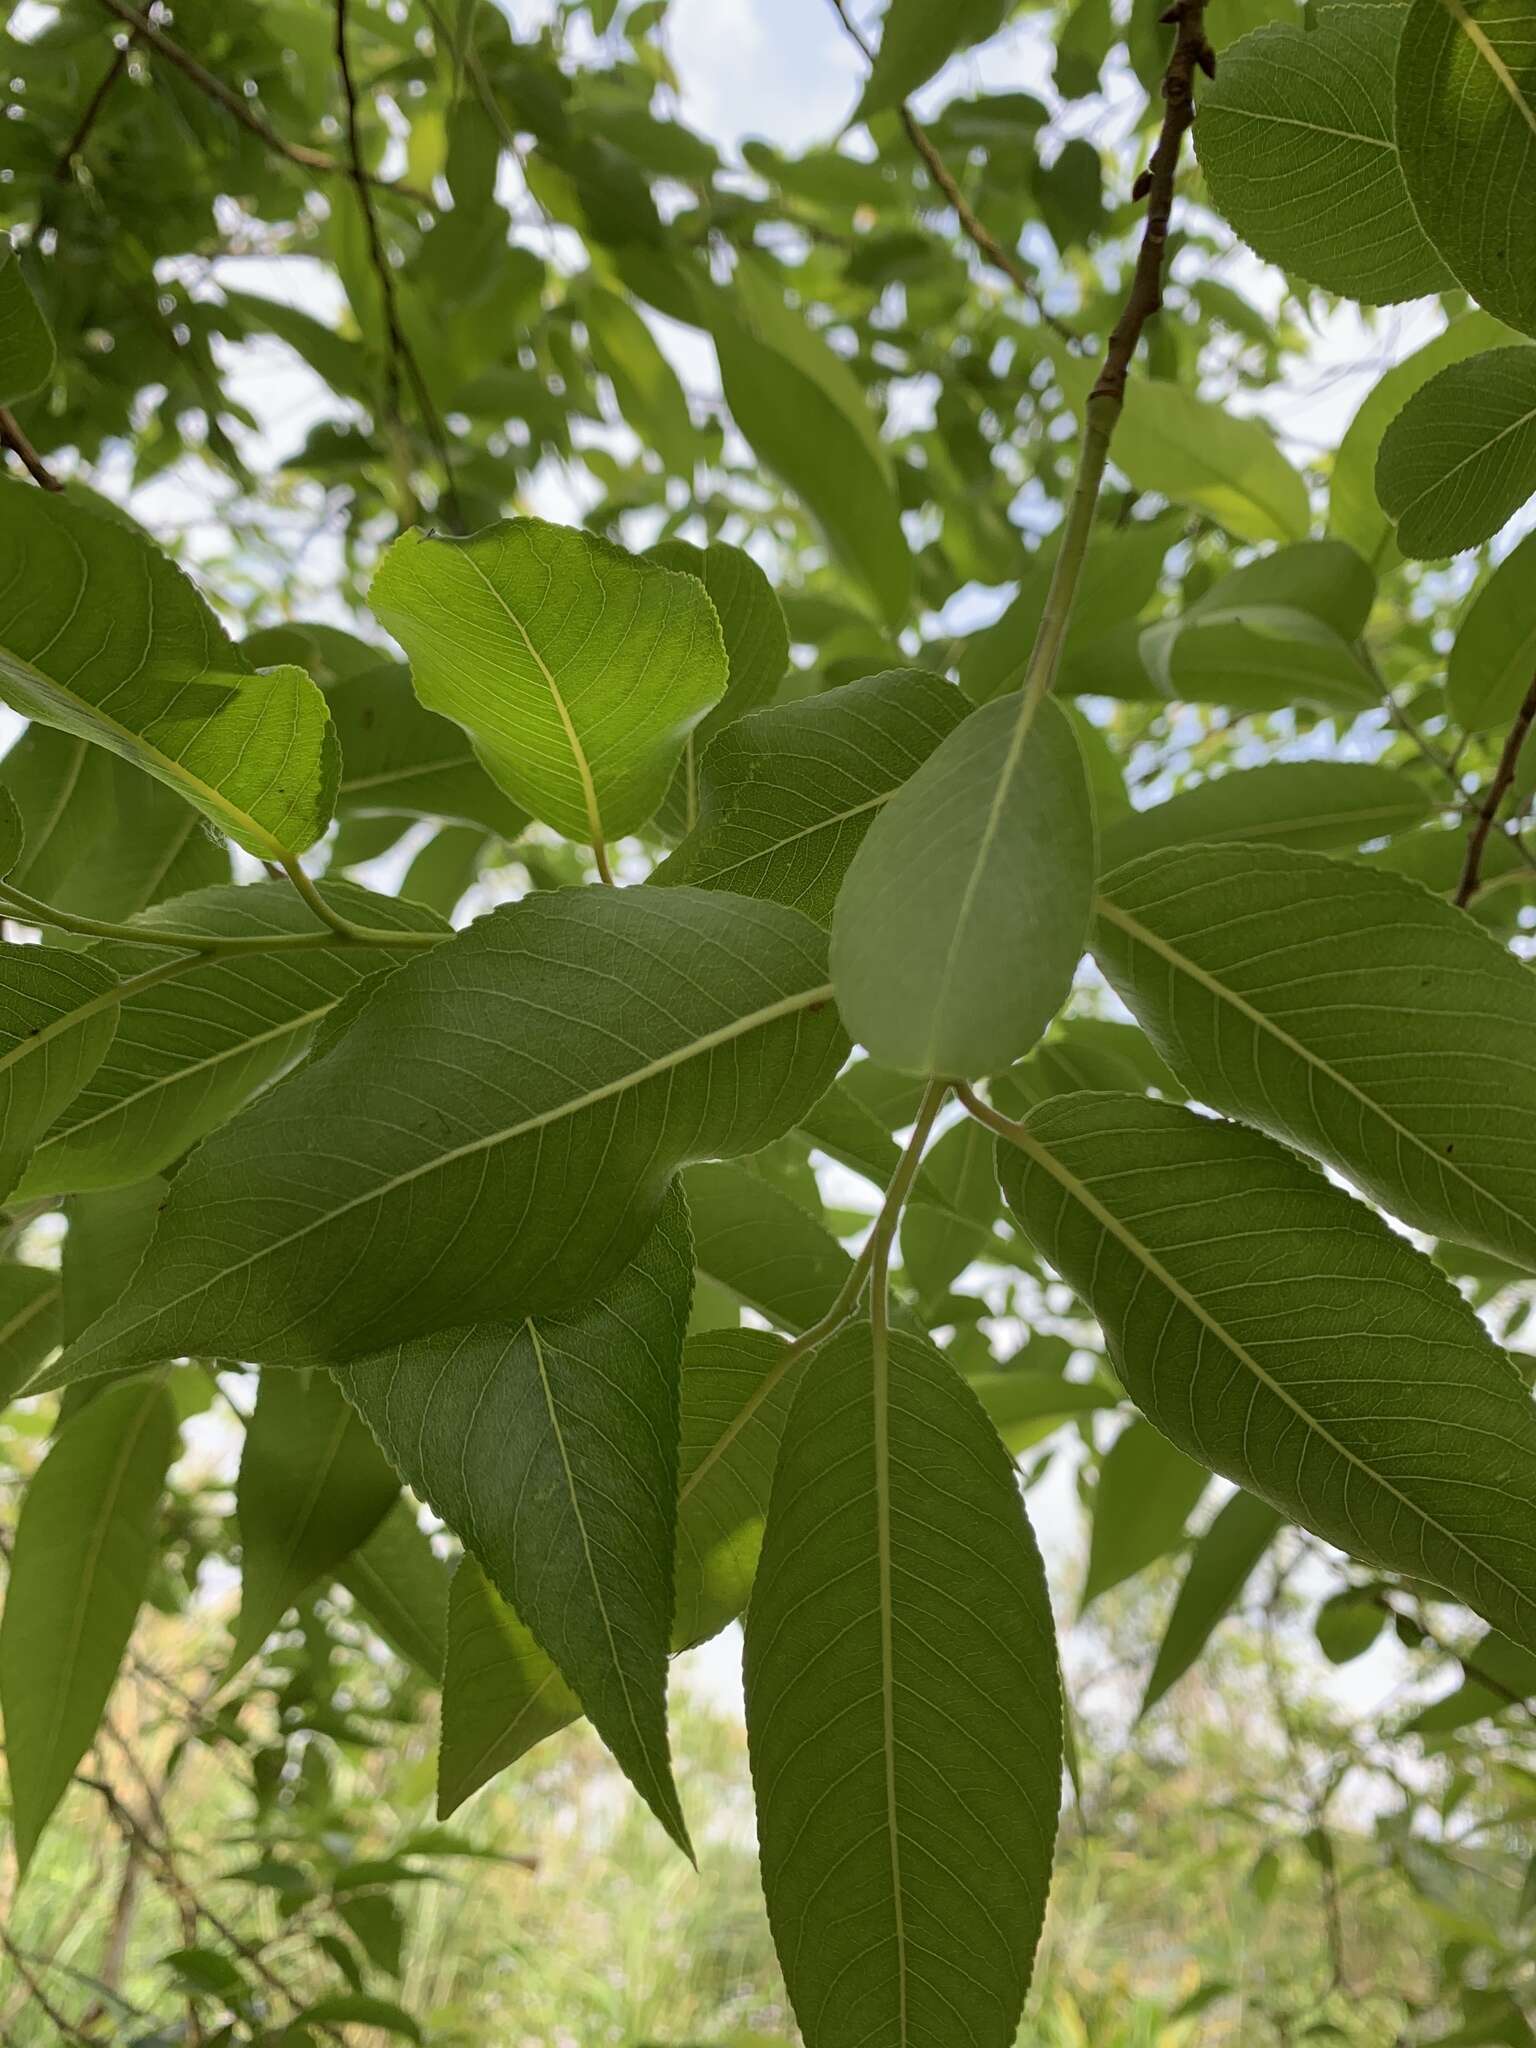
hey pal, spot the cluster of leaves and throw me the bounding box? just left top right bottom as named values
left=3, top=0, right=1536, bottom=2043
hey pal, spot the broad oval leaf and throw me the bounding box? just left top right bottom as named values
left=0, top=945, right=123, bottom=1201
left=831, top=693, right=1095, bottom=1077
left=370, top=515, right=727, bottom=847
left=1100, top=760, right=1431, bottom=867
left=1197, top=10, right=1452, bottom=302
left=1449, top=528, right=1536, bottom=730
left=0, top=481, right=337, bottom=860
left=45, top=887, right=845, bottom=1386
left=745, top=1325, right=1062, bottom=2048
left=1095, top=842, right=1536, bottom=1272
left=0, top=1374, right=177, bottom=1875
left=336, top=1190, right=694, bottom=1853
left=1140, top=1491, right=1284, bottom=1716
left=1109, top=379, right=1311, bottom=543
left=652, top=668, right=966, bottom=925
left=997, top=1093, right=1536, bottom=1651
left=1396, top=0, right=1536, bottom=338
left=1376, top=344, right=1536, bottom=557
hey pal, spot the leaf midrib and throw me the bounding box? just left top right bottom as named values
left=1437, top=0, right=1536, bottom=141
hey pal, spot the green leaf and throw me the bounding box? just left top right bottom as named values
left=1140, top=1491, right=1284, bottom=1714
left=831, top=694, right=1095, bottom=1076
left=653, top=669, right=965, bottom=924
left=0, top=946, right=122, bottom=1201
left=1376, top=344, right=1536, bottom=557
left=1195, top=10, right=1452, bottom=302
left=46, top=887, right=845, bottom=1386
left=437, top=1558, right=582, bottom=1818
left=1403, top=1627, right=1536, bottom=1734
left=904, top=1118, right=1011, bottom=1309
left=996, top=1093, right=1536, bottom=1650
left=966, top=1358, right=1119, bottom=1451
left=1100, top=761, right=1431, bottom=867
left=61, top=1180, right=166, bottom=1349
left=1094, top=842, right=1536, bottom=1272
left=18, top=882, right=447, bottom=1199
left=0, top=1375, right=176, bottom=1875
left=684, top=1160, right=854, bottom=1331
left=1108, top=380, right=1311, bottom=543
left=0, top=481, right=337, bottom=861
left=0, top=1260, right=60, bottom=1409
left=1315, top=1587, right=1387, bottom=1665
left=1449, top=529, right=1536, bottom=729
left=994, top=1015, right=1182, bottom=1114
left=856, top=0, right=1011, bottom=116
left=294, top=1995, right=421, bottom=2042
left=1396, top=0, right=1536, bottom=338
left=584, top=281, right=696, bottom=472
left=335, top=1502, right=448, bottom=1680
left=745, top=1325, right=1061, bottom=2048
left=230, top=1368, right=399, bottom=1673
left=335, top=1192, right=694, bottom=1853
left=328, top=663, right=528, bottom=835
left=1082, top=1418, right=1209, bottom=1607
left=370, top=515, right=726, bottom=847
left=0, top=235, right=55, bottom=404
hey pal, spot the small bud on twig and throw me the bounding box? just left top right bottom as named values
left=1131, top=169, right=1153, bottom=201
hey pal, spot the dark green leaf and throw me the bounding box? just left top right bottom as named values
left=1141, top=1491, right=1284, bottom=1714
left=1082, top=1418, right=1209, bottom=1607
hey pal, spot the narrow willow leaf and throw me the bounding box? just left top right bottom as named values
left=0, top=235, right=54, bottom=402
left=856, top=0, right=1010, bottom=116
left=46, top=887, right=845, bottom=1387
left=0, top=1261, right=60, bottom=1408
left=370, top=516, right=727, bottom=846
left=1396, top=0, right=1536, bottom=338
left=336, top=1501, right=448, bottom=1679
left=1095, top=842, right=1536, bottom=1271
left=336, top=1193, right=694, bottom=1853
left=1376, top=345, right=1536, bottom=557
left=1100, top=761, right=1431, bottom=867
left=0, top=785, right=20, bottom=875
left=745, top=1325, right=1062, bottom=2048
left=328, top=663, right=528, bottom=835
left=997, top=1094, right=1536, bottom=1649
left=0, top=1375, right=176, bottom=1875
left=437, top=1559, right=582, bottom=1819
left=230, top=1368, right=399, bottom=1674
left=1082, top=1418, right=1209, bottom=1607
left=653, top=669, right=965, bottom=924
left=1141, top=1492, right=1284, bottom=1715
left=1196, top=10, right=1452, bottom=302
left=0, top=481, right=337, bottom=860
left=1110, top=380, right=1310, bottom=543
left=1449, top=529, right=1536, bottom=730
left=19, top=881, right=446, bottom=1199
left=832, top=694, right=1095, bottom=1076
left=0, top=946, right=122, bottom=1201
left=684, top=1160, right=854, bottom=1331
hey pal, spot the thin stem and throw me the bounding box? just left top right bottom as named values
left=0, top=1930, right=96, bottom=2045
left=55, top=33, right=133, bottom=179
left=1457, top=671, right=1536, bottom=906
left=0, top=406, right=63, bottom=491
left=868, top=1078, right=948, bottom=1346
left=0, top=877, right=442, bottom=954
left=955, top=1081, right=1024, bottom=1149
left=592, top=839, right=616, bottom=886
left=278, top=856, right=444, bottom=949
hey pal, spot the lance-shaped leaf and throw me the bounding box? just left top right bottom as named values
left=1101, top=761, right=1431, bottom=867
left=653, top=669, right=965, bottom=924
left=0, top=1261, right=61, bottom=1409
left=0, top=785, right=20, bottom=874
left=1377, top=345, right=1536, bottom=557
left=1141, top=1492, right=1284, bottom=1716
left=229, top=1368, right=400, bottom=1674
left=370, top=516, right=727, bottom=847
left=19, top=881, right=447, bottom=1199
left=1449, top=529, right=1536, bottom=730
left=336, top=1501, right=449, bottom=1680
left=61, top=1180, right=166, bottom=1356
left=745, top=1325, right=1062, bottom=2048
left=831, top=693, right=1095, bottom=1076
left=0, top=1374, right=177, bottom=1875
left=1396, top=0, right=1536, bottom=339
left=1095, top=842, right=1536, bottom=1272
left=0, top=481, right=337, bottom=860
left=438, top=1560, right=582, bottom=1818
left=335, top=1193, right=694, bottom=1853
left=328, top=663, right=528, bottom=835
left=45, top=888, right=844, bottom=1387
left=0, top=945, right=123, bottom=1201
left=0, top=235, right=54, bottom=403
left=1082, top=1418, right=1209, bottom=1608
left=684, top=1160, right=854, bottom=1331
left=1195, top=10, right=1452, bottom=303
left=997, top=1093, right=1536, bottom=1651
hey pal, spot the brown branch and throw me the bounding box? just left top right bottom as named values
left=0, top=407, right=62, bottom=490
left=0, top=1929, right=95, bottom=2046
left=1373, top=1593, right=1536, bottom=1716
left=55, top=33, right=134, bottom=181
left=334, top=0, right=463, bottom=532
left=91, top=0, right=432, bottom=207
left=1456, top=671, right=1536, bottom=906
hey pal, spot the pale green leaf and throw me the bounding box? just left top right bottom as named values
left=1094, top=842, right=1536, bottom=1271
left=1195, top=10, right=1452, bottom=302
left=328, top=663, right=528, bottom=835
left=1448, top=528, right=1536, bottom=729
left=856, top=0, right=1011, bottom=116
left=0, top=235, right=54, bottom=404
left=0, top=482, right=337, bottom=861
left=997, top=1093, right=1536, bottom=1649
left=336, top=1501, right=449, bottom=1679
left=745, top=1325, right=1061, bottom=2048
left=1396, top=0, right=1536, bottom=338
left=831, top=694, right=1095, bottom=1076
left=1376, top=344, right=1536, bottom=557
left=1141, top=1492, right=1284, bottom=1714
left=230, top=1367, right=399, bottom=1673
left=584, top=281, right=697, bottom=472
left=0, top=946, right=121, bottom=1201
left=1109, top=380, right=1311, bottom=542
left=966, top=1357, right=1119, bottom=1453
left=370, top=516, right=727, bottom=846
left=0, top=1261, right=60, bottom=1409
left=437, top=1558, right=582, bottom=1819
left=1082, top=1418, right=1209, bottom=1607
left=336, top=1192, right=694, bottom=1852
left=684, top=1161, right=854, bottom=1331
left=1100, top=761, right=1431, bottom=867
left=45, top=887, right=845, bottom=1387
left=0, top=1375, right=176, bottom=1875
left=653, top=669, right=965, bottom=924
